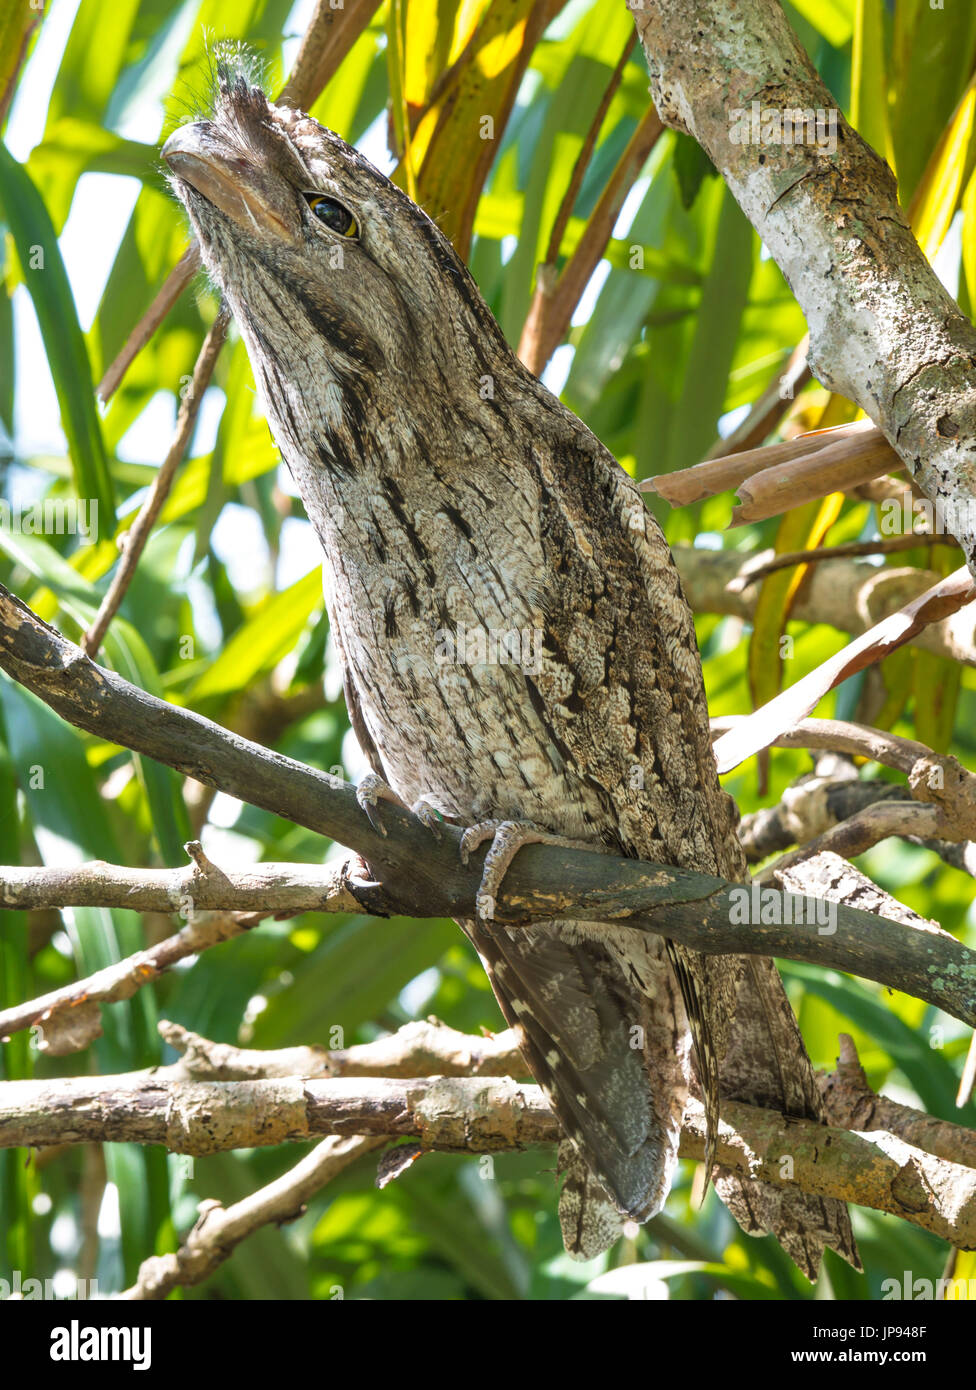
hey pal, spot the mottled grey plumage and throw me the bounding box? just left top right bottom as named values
left=163, top=67, right=857, bottom=1277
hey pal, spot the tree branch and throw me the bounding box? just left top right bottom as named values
left=822, top=1035, right=976, bottom=1170
left=630, top=0, right=976, bottom=579
left=4, top=1068, right=975, bottom=1250
left=763, top=802, right=940, bottom=871
left=83, top=308, right=229, bottom=656
left=738, top=778, right=913, bottom=863
left=161, top=1017, right=526, bottom=1081
left=703, top=336, right=810, bottom=459
left=731, top=533, right=956, bottom=589
left=120, top=1135, right=385, bottom=1300
left=674, top=548, right=976, bottom=666
left=96, top=247, right=201, bottom=402
left=518, top=107, right=664, bottom=374
left=710, top=715, right=942, bottom=778
left=1, top=587, right=974, bottom=1031
left=86, top=1018, right=976, bottom=1298
left=276, top=0, right=381, bottom=109
left=711, top=567, right=976, bottom=772
left=1, top=841, right=974, bottom=1040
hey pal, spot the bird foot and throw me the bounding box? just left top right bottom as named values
left=459, top=819, right=595, bottom=922
left=356, top=774, right=443, bottom=840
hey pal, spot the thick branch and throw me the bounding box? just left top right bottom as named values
left=1, top=588, right=974, bottom=1029
left=0, top=1073, right=559, bottom=1152
left=3, top=1071, right=974, bottom=1248
left=168, top=1015, right=976, bottom=1165
left=630, top=0, right=976, bottom=579
left=99, top=1019, right=976, bottom=1296
left=674, top=548, right=976, bottom=666
left=1, top=842, right=974, bottom=1037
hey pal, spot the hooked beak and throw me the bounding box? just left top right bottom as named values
left=162, top=123, right=299, bottom=244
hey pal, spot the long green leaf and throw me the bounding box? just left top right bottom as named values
left=0, top=143, right=116, bottom=532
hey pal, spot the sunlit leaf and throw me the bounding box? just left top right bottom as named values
left=0, top=144, right=116, bottom=532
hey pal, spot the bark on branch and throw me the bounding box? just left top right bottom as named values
left=1, top=843, right=975, bottom=1044
left=1, top=586, right=974, bottom=1037
left=107, top=1020, right=976, bottom=1298
left=674, top=547, right=976, bottom=667
left=3, top=1067, right=975, bottom=1250
left=629, top=0, right=976, bottom=580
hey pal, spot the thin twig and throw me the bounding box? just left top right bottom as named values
left=120, top=1135, right=386, bottom=1300
left=712, top=566, right=976, bottom=772
left=518, top=106, right=663, bottom=375
left=822, top=1034, right=976, bottom=1168
left=0, top=7, right=42, bottom=126
left=544, top=33, right=636, bottom=269
left=0, top=847, right=367, bottom=1047
left=84, top=307, right=229, bottom=656
left=730, top=531, right=958, bottom=590
left=703, top=336, right=811, bottom=459
left=277, top=0, right=381, bottom=109
left=709, top=715, right=935, bottom=777
left=162, top=1017, right=526, bottom=1081
left=96, top=246, right=202, bottom=402
left=761, top=801, right=944, bottom=874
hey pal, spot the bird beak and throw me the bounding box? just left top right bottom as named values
left=162, top=123, right=299, bottom=244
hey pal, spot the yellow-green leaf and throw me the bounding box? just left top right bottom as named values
left=188, top=567, right=325, bottom=702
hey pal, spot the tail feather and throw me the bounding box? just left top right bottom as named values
left=463, top=918, right=689, bottom=1221
left=463, top=918, right=859, bottom=1278
left=556, top=1141, right=624, bottom=1260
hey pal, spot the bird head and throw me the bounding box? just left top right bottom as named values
left=162, top=60, right=517, bottom=486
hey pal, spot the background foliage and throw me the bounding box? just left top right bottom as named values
left=1, top=0, right=974, bottom=1300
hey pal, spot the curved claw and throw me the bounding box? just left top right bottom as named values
left=357, top=775, right=445, bottom=841
left=410, top=798, right=444, bottom=842
left=356, top=773, right=399, bottom=836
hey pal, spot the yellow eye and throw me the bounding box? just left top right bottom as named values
left=305, top=193, right=358, bottom=237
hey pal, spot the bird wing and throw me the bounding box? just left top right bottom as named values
left=463, top=917, right=690, bottom=1238
left=331, top=615, right=389, bottom=780
left=510, top=407, right=857, bottom=1275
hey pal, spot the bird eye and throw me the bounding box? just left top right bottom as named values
left=304, top=193, right=358, bottom=237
